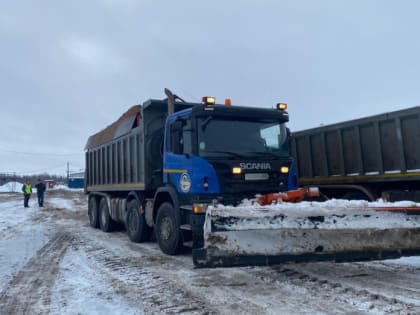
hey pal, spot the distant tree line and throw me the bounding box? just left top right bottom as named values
left=0, top=173, right=67, bottom=186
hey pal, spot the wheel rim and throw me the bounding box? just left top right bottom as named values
left=160, top=216, right=172, bottom=241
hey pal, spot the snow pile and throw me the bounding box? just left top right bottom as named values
left=206, top=199, right=420, bottom=231
left=226, top=198, right=420, bottom=217
left=51, top=184, right=83, bottom=192
left=202, top=199, right=420, bottom=258
left=0, top=181, right=23, bottom=193
left=0, top=182, right=85, bottom=193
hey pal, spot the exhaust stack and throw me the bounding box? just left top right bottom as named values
left=164, top=88, right=175, bottom=115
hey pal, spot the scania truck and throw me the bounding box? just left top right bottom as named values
left=85, top=89, right=296, bottom=256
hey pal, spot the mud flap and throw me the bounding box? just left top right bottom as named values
left=192, top=202, right=420, bottom=268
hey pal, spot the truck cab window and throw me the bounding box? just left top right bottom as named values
left=168, top=117, right=192, bottom=156
left=197, top=117, right=289, bottom=158
left=260, top=123, right=288, bottom=153
left=182, top=119, right=192, bottom=155
left=169, top=120, right=183, bottom=154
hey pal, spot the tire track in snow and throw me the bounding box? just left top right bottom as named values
left=300, top=261, right=420, bottom=303
left=264, top=264, right=420, bottom=314
left=33, top=191, right=420, bottom=314
left=0, top=231, right=74, bottom=314
left=73, top=220, right=391, bottom=314
left=75, top=237, right=218, bottom=314
left=77, top=231, right=294, bottom=314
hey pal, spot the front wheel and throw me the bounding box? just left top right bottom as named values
left=126, top=199, right=152, bottom=242
left=155, top=202, right=183, bottom=255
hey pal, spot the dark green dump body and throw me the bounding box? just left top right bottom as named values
left=291, top=106, right=420, bottom=201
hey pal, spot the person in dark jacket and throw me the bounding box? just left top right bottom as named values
left=22, top=178, right=32, bottom=208
left=35, top=178, right=46, bottom=207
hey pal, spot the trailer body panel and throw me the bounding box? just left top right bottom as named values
left=291, top=106, right=420, bottom=200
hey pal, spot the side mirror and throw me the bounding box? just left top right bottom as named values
left=286, top=128, right=292, bottom=152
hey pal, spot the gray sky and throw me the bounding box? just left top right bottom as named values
left=1, top=0, right=420, bottom=176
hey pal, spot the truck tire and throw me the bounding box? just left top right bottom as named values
left=126, top=199, right=152, bottom=242
left=88, top=196, right=99, bottom=228
left=99, top=197, right=114, bottom=232
left=155, top=202, right=183, bottom=255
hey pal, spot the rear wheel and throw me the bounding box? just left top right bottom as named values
left=126, top=199, right=152, bottom=242
left=155, top=202, right=183, bottom=255
left=99, top=197, right=114, bottom=232
left=88, top=196, right=99, bottom=228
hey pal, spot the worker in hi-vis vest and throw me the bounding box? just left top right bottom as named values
left=22, top=178, right=32, bottom=208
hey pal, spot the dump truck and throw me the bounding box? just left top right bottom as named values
left=291, top=106, right=420, bottom=202
left=85, top=90, right=420, bottom=268
left=85, top=90, right=297, bottom=255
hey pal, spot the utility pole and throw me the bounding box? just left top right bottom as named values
left=67, top=162, right=70, bottom=182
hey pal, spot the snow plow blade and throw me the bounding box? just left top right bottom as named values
left=192, top=201, right=420, bottom=268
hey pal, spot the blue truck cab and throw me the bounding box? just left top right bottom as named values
left=156, top=98, right=297, bottom=253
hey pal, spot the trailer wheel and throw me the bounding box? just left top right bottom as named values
left=99, top=198, right=114, bottom=232
left=88, top=196, right=99, bottom=228
left=126, top=199, right=152, bottom=242
left=155, top=202, right=182, bottom=255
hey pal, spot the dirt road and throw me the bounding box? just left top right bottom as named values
left=1, top=190, right=420, bottom=314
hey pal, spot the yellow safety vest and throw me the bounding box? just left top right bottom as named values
left=24, top=184, right=32, bottom=194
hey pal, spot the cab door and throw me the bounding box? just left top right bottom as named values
left=163, top=115, right=194, bottom=194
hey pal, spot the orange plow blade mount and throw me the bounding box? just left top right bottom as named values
left=192, top=199, right=420, bottom=268
left=256, top=187, right=320, bottom=205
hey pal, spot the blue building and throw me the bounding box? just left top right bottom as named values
left=68, top=172, right=85, bottom=189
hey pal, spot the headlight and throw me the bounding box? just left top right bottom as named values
left=193, top=203, right=208, bottom=214
left=280, top=166, right=289, bottom=174
left=232, top=167, right=242, bottom=174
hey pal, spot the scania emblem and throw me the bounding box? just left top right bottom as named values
left=180, top=173, right=191, bottom=193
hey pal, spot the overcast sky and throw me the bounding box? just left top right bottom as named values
left=1, top=0, right=420, bottom=176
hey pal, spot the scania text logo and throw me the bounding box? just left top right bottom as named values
left=239, top=162, right=272, bottom=170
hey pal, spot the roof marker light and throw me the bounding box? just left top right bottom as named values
left=202, top=96, right=216, bottom=105
left=276, top=103, right=288, bottom=110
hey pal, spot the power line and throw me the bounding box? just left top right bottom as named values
left=16, top=162, right=83, bottom=175
left=18, top=163, right=68, bottom=175
left=0, top=147, right=83, bottom=157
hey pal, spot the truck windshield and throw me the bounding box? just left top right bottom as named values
left=197, top=117, right=289, bottom=158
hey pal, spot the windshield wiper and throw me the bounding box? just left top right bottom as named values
left=204, top=150, right=246, bottom=158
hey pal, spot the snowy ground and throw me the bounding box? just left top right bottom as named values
left=1, top=185, right=420, bottom=314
